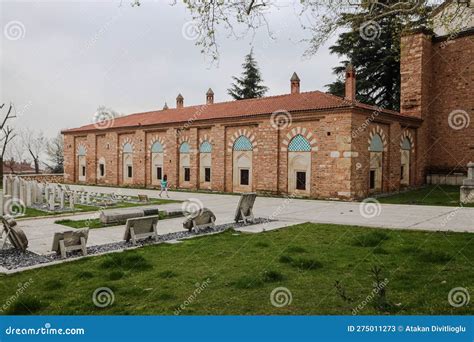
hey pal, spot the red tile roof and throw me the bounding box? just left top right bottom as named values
left=62, top=90, right=405, bottom=133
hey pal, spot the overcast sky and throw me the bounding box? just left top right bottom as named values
left=1, top=0, right=342, bottom=138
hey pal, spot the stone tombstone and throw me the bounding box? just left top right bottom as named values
left=37, top=184, right=44, bottom=204
left=59, top=191, right=65, bottom=209
left=25, top=182, right=32, bottom=207
left=49, top=193, right=55, bottom=211
left=45, top=186, right=50, bottom=204
left=460, top=162, right=474, bottom=204
left=0, top=191, right=3, bottom=216
left=183, top=208, right=216, bottom=231
left=69, top=194, right=75, bottom=210
left=5, top=176, right=12, bottom=196
left=31, top=182, right=38, bottom=204
left=12, top=177, right=19, bottom=200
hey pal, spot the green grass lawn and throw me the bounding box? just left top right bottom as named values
left=0, top=223, right=472, bottom=315
left=20, top=199, right=180, bottom=219
left=378, top=185, right=473, bottom=207
left=55, top=211, right=183, bottom=229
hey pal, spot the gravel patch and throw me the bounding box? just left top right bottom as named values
left=0, top=218, right=272, bottom=271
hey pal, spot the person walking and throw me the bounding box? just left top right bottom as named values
left=159, top=174, right=169, bottom=198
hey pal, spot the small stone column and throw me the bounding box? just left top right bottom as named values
left=460, top=162, right=474, bottom=204
left=59, top=191, right=65, bottom=209
left=49, top=193, right=55, bottom=211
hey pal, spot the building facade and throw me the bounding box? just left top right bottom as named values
left=62, top=11, right=473, bottom=200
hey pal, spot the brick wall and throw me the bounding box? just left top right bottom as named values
left=401, top=30, right=474, bottom=178
left=63, top=108, right=422, bottom=199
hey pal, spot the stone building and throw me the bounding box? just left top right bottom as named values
left=62, top=2, right=473, bottom=200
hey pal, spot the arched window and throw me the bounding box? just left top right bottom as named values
left=151, top=141, right=163, bottom=153
left=97, top=157, right=106, bottom=178
left=123, top=143, right=133, bottom=153
left=233, top=136, right=253, bottom=151
left=232, top=135, right=253, bottom=190
left=369, top=134, right=384, bottom=192
left=151, top=141, right=164, bottom=184
left=199, top=141, right=212, bottom=185
left=123, top=143, right=133, bottom=181
left=369, top=134, right=384, bottom=152
left=288, top=134, right=311, bottom=152
left=179, top=142, right=190, bottom=183
left=180, top=142, right=190, bottom=153
left=401, top=137, right=411, bottom=150
left=200, top=141, right=212, bottom=153
left=77, top=145, right=86, bottom=156
left=287, top=135, right=312, bottom=194
left=400, top=137, right=412, bottom=186
left=77, top=145, right=87, bottom=182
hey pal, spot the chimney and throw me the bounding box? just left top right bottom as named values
left=290, top=72, right=300, bottom=94
left=176, top=93, right=184, bottom=108
left=163, top=102, right=169, bottom=110
left=345, top=64, right=356, bottom=102
left=206, top=88, right=214, bottom=105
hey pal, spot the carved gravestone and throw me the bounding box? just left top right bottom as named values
left=183, top=208, right=216, bottom=231
left=0, top=217, right=28, bottom=252
left=234, top=192, right=257, bottom=224
left=52, top=229, right=89, bottom=258
left=460, top=162, right=474, bottom=204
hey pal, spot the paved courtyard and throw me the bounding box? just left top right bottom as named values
left=7, top=184, right=472, bottom=260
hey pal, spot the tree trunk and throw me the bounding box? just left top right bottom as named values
left=34, top=158, right=40, bottom=174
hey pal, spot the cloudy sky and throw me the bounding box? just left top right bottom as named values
left=1, top=0, right=342, bottom=138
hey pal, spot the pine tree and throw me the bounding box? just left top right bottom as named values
left=228, top=50, right=268, bottom=100
left=326, top=1, right=432, bottom=111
